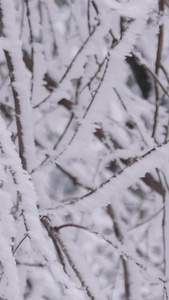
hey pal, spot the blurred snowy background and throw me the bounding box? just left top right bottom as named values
left=0, top=0, right=169, bottom=299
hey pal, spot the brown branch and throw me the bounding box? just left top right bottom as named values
left=91, top=1, right=99, bottom=15
left=40, top=216, right=66, bottom=273
left=87, top=0, right=91, bottom=34
left=51, top=221, right=167, bottom=284
left=13, top=234, right=28, bottom=254
left=107, top=205, right=130, bottom=300
left=33, top=92, right=51, bottom=109
left=4, top=50, right=27, bottom=170
left=41, top=217, right=95, bottom=300
left=152, top=0, right=165, bottom=139
left=16, top=260, right=45, bottom=267
left=142, top=172, right=165, bottom=197
left=25, top=0, right=34, bottom=99
left=160, top=64, right=169, bottom=84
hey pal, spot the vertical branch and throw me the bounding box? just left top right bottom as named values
left=4, top=51, right=27, bottom=170
left=156, top=169, right=166, bottom=283
left=1, top=0, right=37, bottom=174
left=41, top=217, right=95, bottom=300
left=87, top=0, right=91, bottom=34
left=40, top=217, right=66, bottom=272
left=161, top=174, right=169, bottom=300
left=25, top=0, right=34, bottom=99
left=152, top=0, right=165, bottom=140
left=107, top=205, right=130, bottom=300
left=56, top=235, right=95, bottom=300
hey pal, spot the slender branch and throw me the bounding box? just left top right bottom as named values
left=4, top=51, right=27, bottom=170
left=13, top=234, right=28, bottom=254
left=55, top=162, right=94, bottom=191
left=33, top=92, right=51, bottom=109
left=59, top=22, right=100, bottom=84
left=52, top=222, right=167, bottom=284
left=25, top=0, right=34, bottom=100
left=160, top=64, right=169, bottom=84
left=128, top=206, right=164, bottom=231
left=32, top=113, right=74, bottom=173
left=84, top=53, right=110, bottom=118
left=87, top=0, right=91, bottom=34
left=56, top=235, right=95, bottom=300
left=40, top=217, right=66, bottom=273
left=152, top=0, right=165, bottom=139
left=43, top=2, right=57, bottom=55
left=52, top=53, right=110, bottom=162
left=113, top=87, right=148, bottom=147
left=41, top=217, right=95, bottom=300
left=44, top=138, right=169, bottom=211
left=19, top=1, right=25, bottom=39
left=16, top=261, right=45, bottom=267
left=80, top=55, right=107, bottom=94
left=91, top=1, right=99, bottom=15
left=107, top=205, right=130, bottom=300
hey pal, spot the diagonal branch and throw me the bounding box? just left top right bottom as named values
left=50, top=221, right=167, bottom=285
left=44, top=138, right=169, bottom=212
left=59, top=22, right=100, bottom=84
left=4, top=50, right=27, bottom=170
left=41, top=216, right=95, bottom=300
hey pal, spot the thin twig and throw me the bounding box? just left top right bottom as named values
left=53, top=222, right=167, bottom=284
left=59, top=22, right=100, bottom=84
left=113, top=87, right=148, bottom=147
left=43, top=2, right=57, bottom=55
left=107, top=205, right=130, bottom=300
left=25, top=0, right=34, bottom=100
left=128, top=206, right=164, bottom=231
left=44, top=138, right=169, bottom=211
left=84, top=53, right=110, bottom=118
left=160, top=64, right=169, bottom=84
left=41, top=217, right=95, bottom=299
left=40, top=217, right=66, bottom=273
left=4, top=50, right=27, bottom=170
left=16, top=261, right=45, bottom=267
left=33, top=92, right=51, bottom=109
left=87, top=0, right=91, bottom=34
left=152, top=0, right=165, bottom=139
left=32, top=113, right=74, bottom=173
left=80, top=56, right=107, bottom=93
left=48, top=53, right=110, bottom=164
left=13, top=234, right=28, bottom=254
left=55, top=162, right=93, bottom=191
left=56, top=234, right=95, bottom=300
